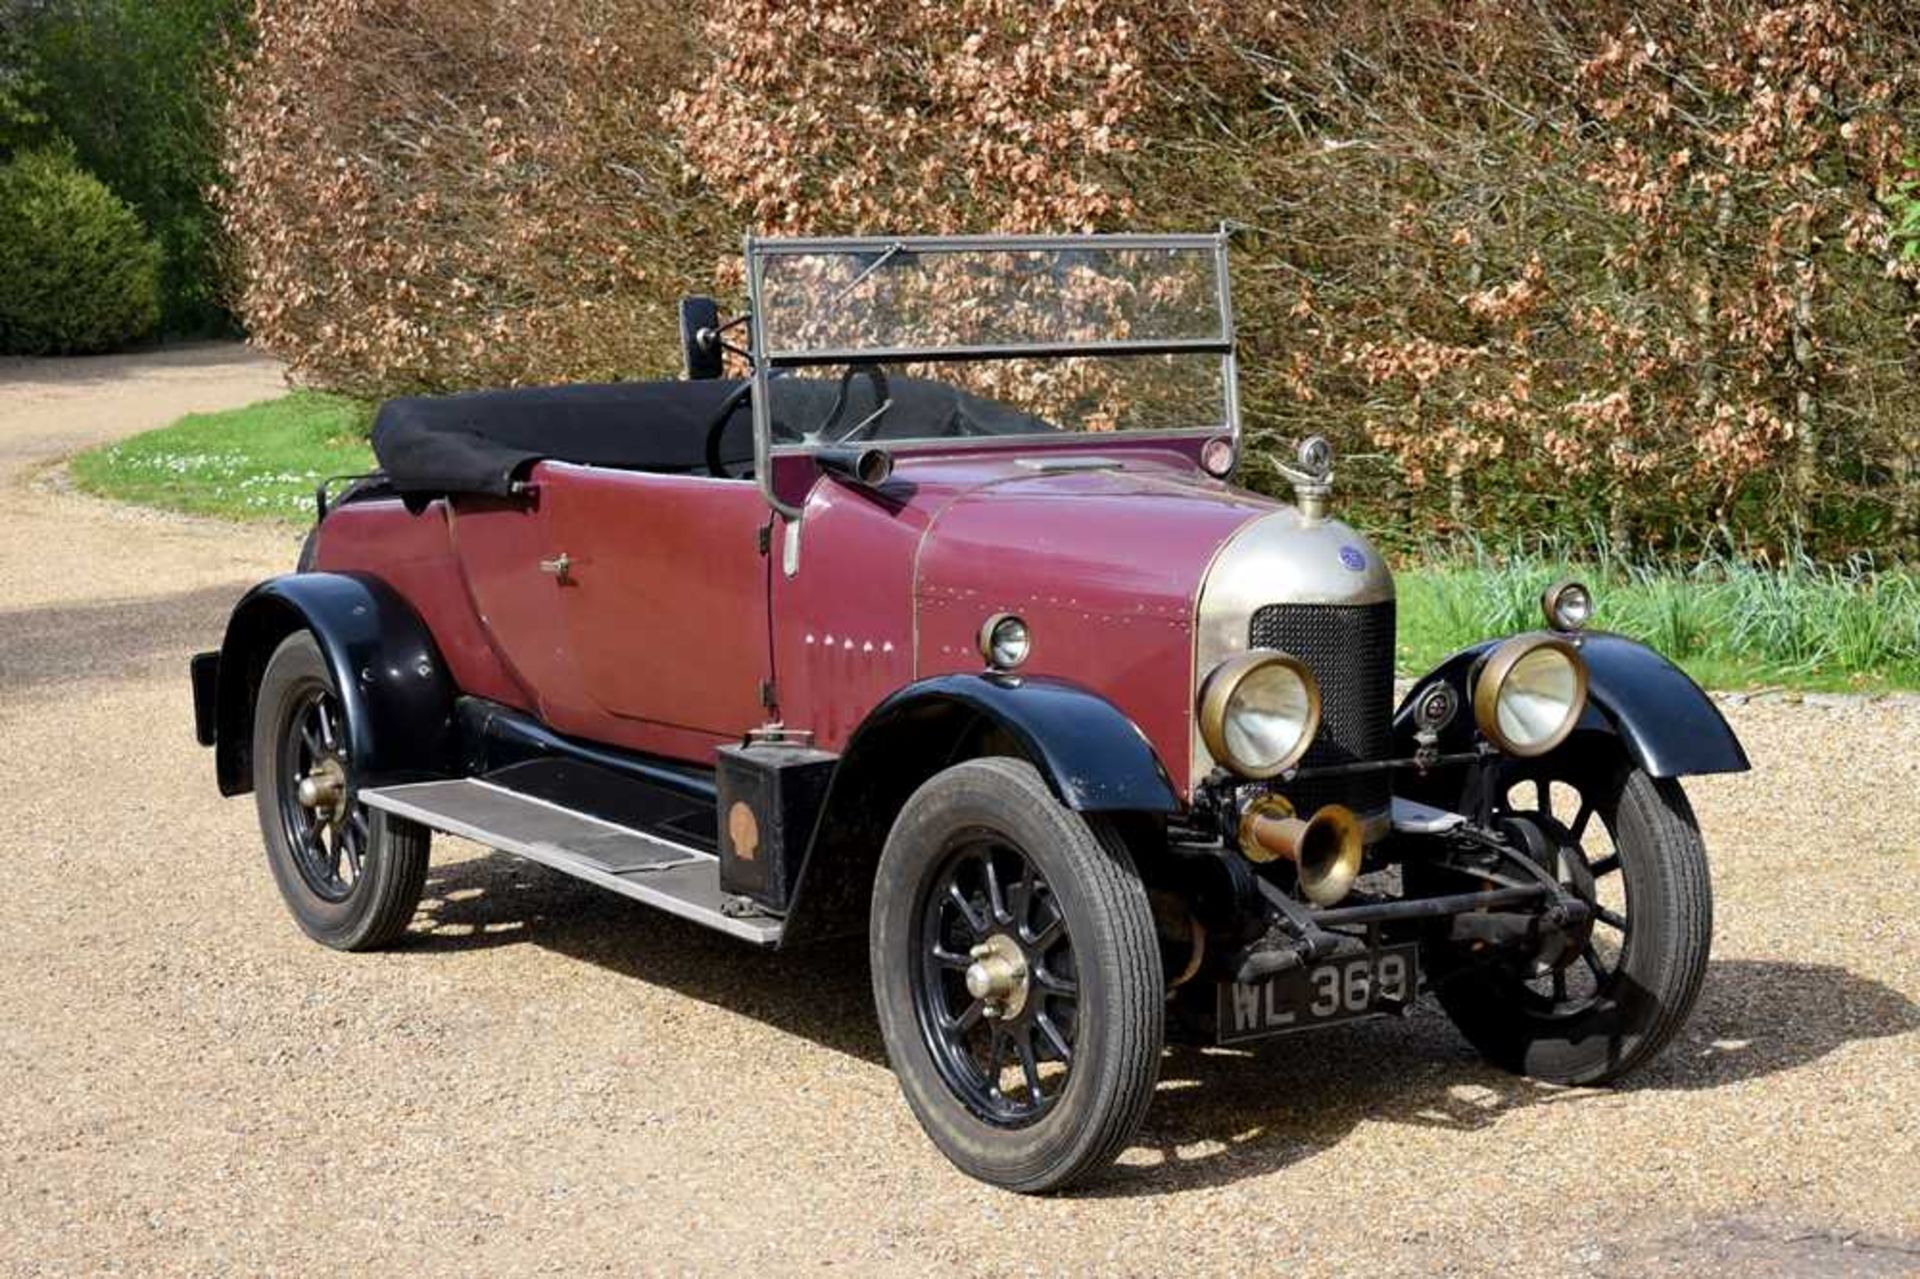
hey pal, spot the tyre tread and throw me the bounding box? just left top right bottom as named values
left=350, top=814, right=430, bottom=951
left=870, top=756, right=1163, bottom=1193
left=252, top=631, right=431, bottom=953
left=1615, top=772, right=1713, bottom=1072
left=1424, top=761, right=1713, bottom=1085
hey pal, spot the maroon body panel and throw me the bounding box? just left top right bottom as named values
left=539, top=462, right=770, bottom=739
left=313, top=498, right=530, bottom=710
left=443, top=491, right=592, bottom=727
left=440, top=466, right=769, bottom=760
left=904, top=455, right=1274, bottom=792
left=316, top=439, right=1278, bottom=801
left=767, top=447, right=1277, bottom=792
left=767, top=486, right=922, bottom=750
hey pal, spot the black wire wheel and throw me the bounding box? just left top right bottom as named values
left=871, top=758, right=1162, bottom=1193
left=1414, top=743, right=1713, bottom=1085
left=251, top=631, right=429, bottom=951
left=915, top=835, right=1079, bottom=1126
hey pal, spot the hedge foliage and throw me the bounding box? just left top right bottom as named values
left=0, top=19, right=46, bottom=154
left=5, top=0, right=246, bottom=334
left=0, top=148, right=161, bottom=354
left=219, top=0, right=710, bottom=393
left=221, top=0, right=1919, bottom=560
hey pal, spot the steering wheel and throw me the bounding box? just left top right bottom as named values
left=703, top=367, right=896, bottom=478
left=702, top=380, right=763, bottom=479
left=811, top=365, right=892, bottom=444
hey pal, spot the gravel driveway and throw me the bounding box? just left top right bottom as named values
left=2, top=347, right=1916, bottom=1276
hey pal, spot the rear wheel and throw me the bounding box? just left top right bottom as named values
left=251, top=631, right=429, bottom=951
left=1415, top=747, right=1712, bottom=1085
left=870, top=758, right=1163, bottom=1192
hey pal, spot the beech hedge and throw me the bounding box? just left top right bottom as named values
left=219, top=0, right=1919, bottom=559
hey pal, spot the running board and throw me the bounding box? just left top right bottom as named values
left=359, top=778, right=782, bottom=946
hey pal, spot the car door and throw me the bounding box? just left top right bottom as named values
left=539, top=462, right=773, bottom=752
left=448, top=491, right=602, bottom=730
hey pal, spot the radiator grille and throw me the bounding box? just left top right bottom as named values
left=1248, top=600, right=1395, bottom=818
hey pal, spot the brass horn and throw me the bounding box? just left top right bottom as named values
left=1237, top=795, right=1364, bottom=906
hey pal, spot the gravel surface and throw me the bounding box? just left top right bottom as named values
left=2, top=347, right=1916, bottom=1276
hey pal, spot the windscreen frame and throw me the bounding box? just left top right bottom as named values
left=743, top=231, right=1241, bottom=517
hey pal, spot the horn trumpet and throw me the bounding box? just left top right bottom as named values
left=1237, top=795, right=1364, bottom=906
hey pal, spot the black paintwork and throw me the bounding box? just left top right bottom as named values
left=866, top=674, right=1181, bottom=813
left=454, top=697, right=721, bottom=846
left=1393, top=631, right=1750, bottom=778
left=440, top=682, right=1173, bottom=938
left=209, top=573, right=456, bottom=796
left=716, top=740, right=838, bottom=912
left=454, top=696, right=716, bottom=803
left=679, top=295, right=725, bottom=380
left=484, top=759, right=718, bottom=849
left=778, top=673, right=1180, bottom=945
left=190, top=651, right=220, bottom=746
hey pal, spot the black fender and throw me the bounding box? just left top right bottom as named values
left=779, top=673, right=1179, bottom=944
left=1393, top=632, right=1749, bottom=778
left=209, top=572, right=457, bottom=796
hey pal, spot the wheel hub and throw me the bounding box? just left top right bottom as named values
left=296, top=756, right=348, bottom=821
left=965, top=933, right=1030, bottom=1020
left=1498, top=812, right=1596, bottom=973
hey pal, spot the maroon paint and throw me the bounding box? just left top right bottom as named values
left=440, top=467, right=768, bottom=761
left=903, top=455, right=1274, bottom=794
left=539, top=462, right=770, bottom=737
left=767, top=430, right=1217, bottom=512
left=313, top=497, right=530, bottom=710
left=318, top=438, right=1276, bottom=802
left=766, top=447, right=1278, bottom=797
left=767, top=480, right=932, bottom=749
left=766, top=449, right=1153, bottom=750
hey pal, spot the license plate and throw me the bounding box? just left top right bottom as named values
left=1217, top=943, right=1419, bottom=1044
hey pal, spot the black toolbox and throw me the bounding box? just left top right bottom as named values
left=715, top=735, right=837, bottom=912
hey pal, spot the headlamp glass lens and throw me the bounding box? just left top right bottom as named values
left=1495, top=645, right=1582, bottom=751
left=986, top=616, right=1030, bottom=669
left=1223, top=661, right=1315, bottom=772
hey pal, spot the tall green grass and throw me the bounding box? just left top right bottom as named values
left=1397, top=541, right=1920, bottom=692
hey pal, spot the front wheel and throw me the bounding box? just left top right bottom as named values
left=252, top=631, right=430, bottom=951
left=870, top=758, right=1164, bottom=1193
left=1415, top=748, right=1712, bottom=1085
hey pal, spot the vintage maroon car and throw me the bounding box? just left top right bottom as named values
left=191, top=233, right=1747, bottom=1191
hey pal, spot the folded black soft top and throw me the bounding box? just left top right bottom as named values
left=370, top=375, right=1053, bottom=498
left=370, top=380, right=743, bottom=498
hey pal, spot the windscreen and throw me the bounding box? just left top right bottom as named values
left=748, top=238, right=1233, bottom=443
left=755, top=242, right=1227, bottom=358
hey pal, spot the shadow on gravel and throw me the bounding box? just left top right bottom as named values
left=408, top=855, right=1918, bottom=1197
left=411, top=853, right=885, bottom=1063
left=0, top=585, right=245, bottom=691
left=1088, top=957, right=1920, bottom=1198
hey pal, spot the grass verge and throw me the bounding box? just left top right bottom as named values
left=69, top=390, right=375, bottom=521
left=69, top=393, right=1917, bottom=691
left=1398, top=549, right=1919, bottom=693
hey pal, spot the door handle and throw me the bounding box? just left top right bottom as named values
left=538, top=552, right=573, bottom=583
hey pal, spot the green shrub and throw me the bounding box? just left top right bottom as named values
left=1, top=21, right=49, bottom=155
left=0, top=149, right=162, bottom=354
left=15, top=0, right=246, bottom=335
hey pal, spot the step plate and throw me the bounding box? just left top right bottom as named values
left=360, top=778, right=781, bottom=945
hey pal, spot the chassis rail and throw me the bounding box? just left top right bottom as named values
left=1312, top=883, right=1548, bottom=927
